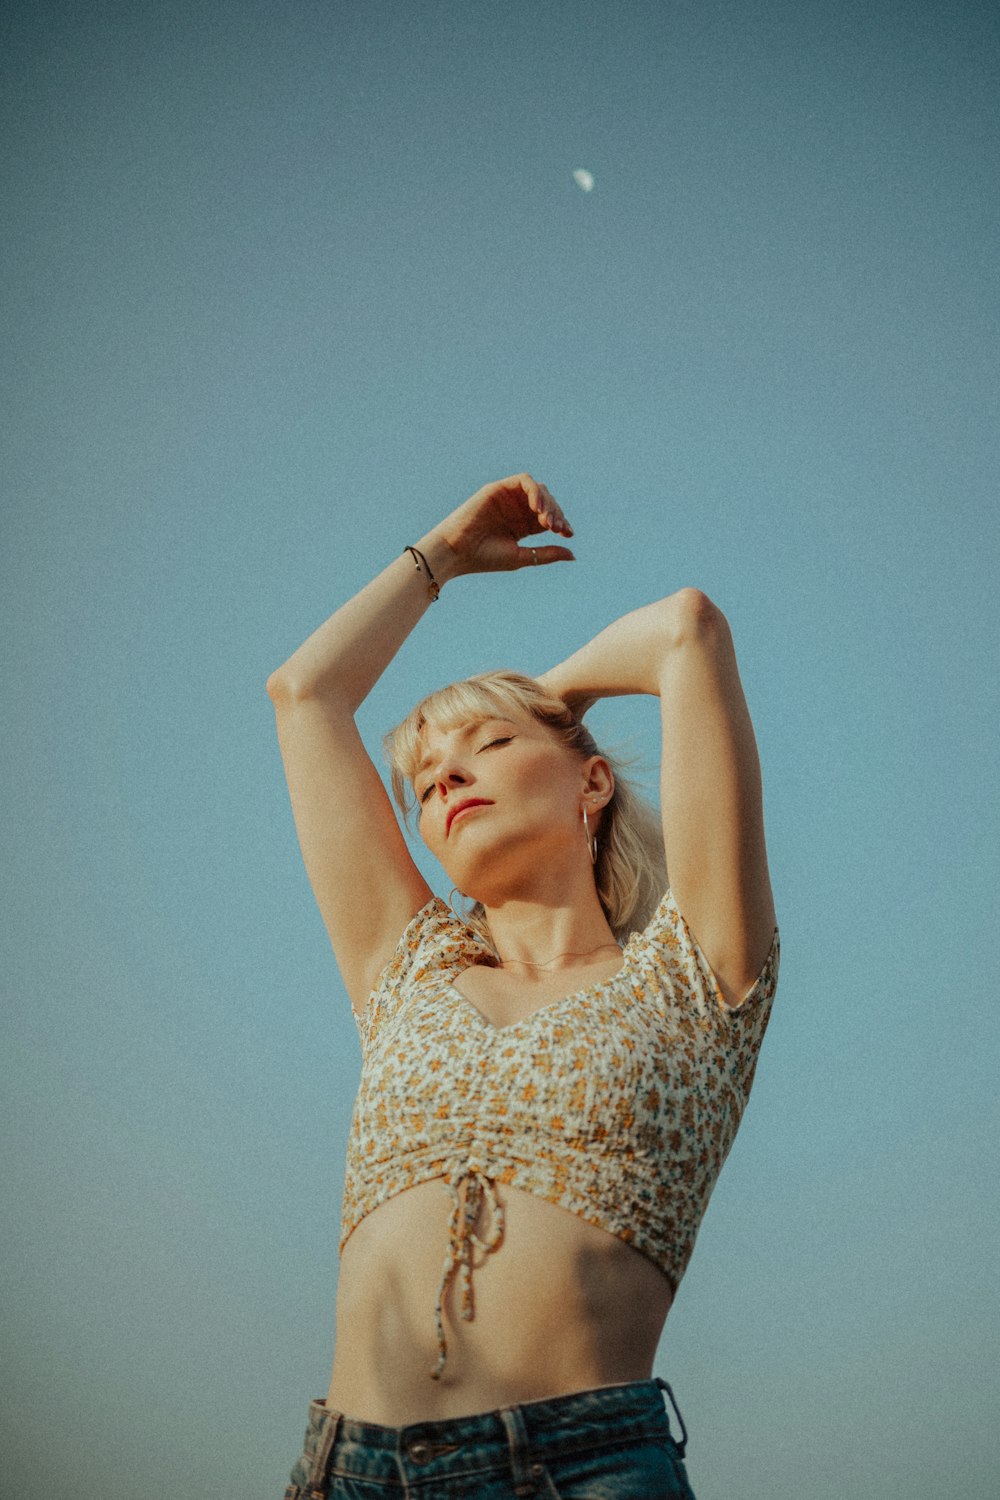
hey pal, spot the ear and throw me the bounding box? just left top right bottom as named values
left=582, top=755, right=615, bottom=808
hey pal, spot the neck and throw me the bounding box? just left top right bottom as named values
left=476, top=874, right=621, bottom=975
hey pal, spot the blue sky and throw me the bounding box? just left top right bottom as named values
left=3, top=2, right=998, bottom=1497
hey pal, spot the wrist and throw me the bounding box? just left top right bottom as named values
left=415, top=527, right=464, bottom=587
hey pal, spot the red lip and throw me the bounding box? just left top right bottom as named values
left=446, top=798, right=493, bottom=835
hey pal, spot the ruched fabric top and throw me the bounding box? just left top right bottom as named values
left=340, top=890, right=780, bottom=1380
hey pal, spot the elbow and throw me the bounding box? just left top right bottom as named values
left=661, top=588, right=728, bottom=646
left=266, top=668, right=296, bottom=705
left=266, top=668, right=350, bottom=709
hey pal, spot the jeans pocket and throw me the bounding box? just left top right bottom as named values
left=533, top=1435, right=696, bottom=1499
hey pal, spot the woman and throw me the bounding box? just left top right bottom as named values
left=267, top=474, right=779, bottom=1500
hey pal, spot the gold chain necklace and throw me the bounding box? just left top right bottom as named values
left=497, top=941, right=622, bottom=970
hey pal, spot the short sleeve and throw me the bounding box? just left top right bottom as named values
left=628, top=886, right=780, bottom=1023
left=352, top=896, right=491, bottom=1053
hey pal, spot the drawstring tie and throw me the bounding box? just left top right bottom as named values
left=430, top=1162, right=505, bottom=1379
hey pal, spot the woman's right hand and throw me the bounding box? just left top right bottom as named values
left=433, top=474, right=576, bottom=577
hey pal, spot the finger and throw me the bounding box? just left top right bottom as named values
left=516, top=544, right=576, bottom=567
left=488, top=473, right=541, bottom=514
left=537, top=483, right=573, bottom=535
left=517, top=477, right=549, bottom=530
left=516, top=473, right=542, bottom=511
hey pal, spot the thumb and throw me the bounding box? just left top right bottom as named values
left=517, top=544, right=576, bottom=567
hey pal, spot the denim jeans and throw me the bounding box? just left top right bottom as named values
left=282, top=1376, right=696, bottom=1499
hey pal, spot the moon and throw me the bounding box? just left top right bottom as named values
left=572, top=169, right=594, bottom=192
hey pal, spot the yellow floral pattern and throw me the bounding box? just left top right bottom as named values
left=340, top=890, right=780, bottom=1379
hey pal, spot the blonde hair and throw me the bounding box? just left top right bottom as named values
left=383, top=670, right=667, bottom=951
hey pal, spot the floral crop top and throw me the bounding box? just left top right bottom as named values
left=340, top=889, right=780, bottom=1380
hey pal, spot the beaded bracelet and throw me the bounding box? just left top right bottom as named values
left=404, top=545, right=440, bottom=602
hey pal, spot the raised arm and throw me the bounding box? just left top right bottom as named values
left=537, top=590, right=776, bottom=1008
left=265, top=475, right=575, bottom=1015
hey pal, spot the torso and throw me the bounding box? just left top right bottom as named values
left=327, top=955, right=676, bottom=1425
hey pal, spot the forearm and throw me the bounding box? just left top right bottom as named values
left=265, top=527, right=461, bottom=711
left=540, top=591, right=718, bottom=707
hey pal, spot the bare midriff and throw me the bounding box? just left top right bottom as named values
left=326, top=1177, right=675, bottom=1426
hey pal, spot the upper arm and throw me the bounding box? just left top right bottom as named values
left=266, top=674, right=433, bottom=1016
left=656, top=591, right=776, bottom=1009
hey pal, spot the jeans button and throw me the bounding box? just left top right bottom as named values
left=408, top=1441, right=432, bottom=1464
left=531, top=1461, right=544, bottom=1476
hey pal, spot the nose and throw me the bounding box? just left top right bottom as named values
left=436, top=765, right=471, bottom=796
left=422, top=755, right=473, bottom=805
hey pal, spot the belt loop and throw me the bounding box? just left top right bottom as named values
left=498, top=1404, right=538, bottom=1496
left=306, top=1405, right=343, bottom=1499
left=654, top=1377, right=689, bottom=1458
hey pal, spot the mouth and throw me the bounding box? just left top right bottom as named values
left=446, top=799, right=493, bottom=835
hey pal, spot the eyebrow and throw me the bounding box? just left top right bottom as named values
left=414, top=719, right=514, bottom=781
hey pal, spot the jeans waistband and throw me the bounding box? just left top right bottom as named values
left=296, top=1377, right=687, bottom=1497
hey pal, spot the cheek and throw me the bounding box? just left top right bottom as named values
left=513, top=757, right=574, bottom=811
left=417, top=803, right=447, bottom=847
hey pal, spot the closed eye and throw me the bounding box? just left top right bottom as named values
left=418, top=736, right=512, bottom=804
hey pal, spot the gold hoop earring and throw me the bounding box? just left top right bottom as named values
left=582, top=805, right=599, bottom=865
left=447, top=887, right=468, bottom=920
